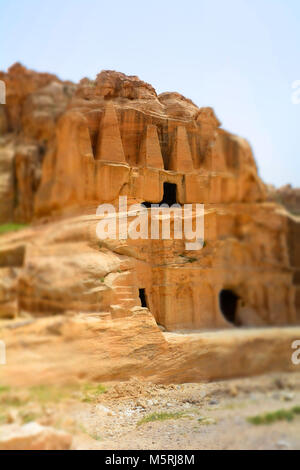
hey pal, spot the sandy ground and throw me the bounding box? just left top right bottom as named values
left=1, top=371, right=300, bottom=450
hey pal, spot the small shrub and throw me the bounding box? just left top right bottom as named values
left=0, top=394, right=27, bottom=407
left=292, top=406, right=300, bottom=414
left=247, top=406, right=300, bottom=425
left=20, top=411, right=40, bottom=424
left=81, top=383, right=107, bottom=402
left=137, top=411, right=187, bottom=426
left=0, top=223, right=27, bottom=235
left=90, top=433, right=102, bottom=441
left=198, top=416, right=216, bottom=425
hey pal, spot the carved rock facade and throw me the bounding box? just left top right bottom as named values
left=0, top=68, right=299, bottom=330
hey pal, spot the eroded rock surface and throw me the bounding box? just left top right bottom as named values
left=0, top=66, right=299, bottom=384
left=0, top=63, right=75, bottom=223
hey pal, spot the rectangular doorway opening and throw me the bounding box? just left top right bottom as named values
left=139, top=288, right=148, bottom=308
left=161, top=182, right=177, bottom=206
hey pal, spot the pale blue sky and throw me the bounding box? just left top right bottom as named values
left=1, top=0, right=299, bottom=186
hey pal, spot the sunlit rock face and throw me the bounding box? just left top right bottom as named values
left=0, top=63, right=76, bottom=223
left=0, top=67, right=298, bottom=330
left=35, top=69, right=266, bottom=215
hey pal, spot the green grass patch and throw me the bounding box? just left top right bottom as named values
left=90, top=433, right=102, bottom=441
left=247, top=406, right=300, bottom=425
left=0, top=384, right=75, bottom=407
left=29, top=385, right=75, bottom=404
left=81, top=383, right=107, bottom=402
left=0, top=383, right=107, bottom=409
left=0, top=392, right=28, bottom=407
left=137, top=411, right=187, bottom=426
left=0, top=413, right=9, bottom=424
left=0, top=223, right=28, bottom=235
left=29, top=383, right=107, bottom=403
left=19, top=410, right=40, bottom=424
left=0, top=385, right=11, bottom=394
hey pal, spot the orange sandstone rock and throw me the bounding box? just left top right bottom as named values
left=0, top=66, right=299, bottom=337
left=96, top=102, right=126, bottom=163
left=139, top=125, right=164, bottom=169
left=0, top=64, right=76, bottom=222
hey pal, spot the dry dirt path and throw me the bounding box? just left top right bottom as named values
left=2, top=372, right=299, bottom=450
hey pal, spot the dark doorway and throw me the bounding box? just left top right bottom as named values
left=142, top=182, right=178, bottom=208
left=161, top=182, right=177, bottom=205
left=139, top=288, right=148, bottom=308
left=219, top=289, right=239, bottom=325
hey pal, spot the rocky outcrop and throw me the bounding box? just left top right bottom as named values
left=266, top=185, right=300, bottom=322
left=0, top=62, right=75, bottom=137
left=0, top=206, right=296, bottom=329
left=0, top=63, right=75, bottom=223
left=1, top=310, right=299, bottom=386
left=267, top=184, right=300, bottom=215
left=0, top=422, right=72, bottom=450
left=286, top=214, right=300, bottom=323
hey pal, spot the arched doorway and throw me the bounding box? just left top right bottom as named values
left=219, top=289, right=239, bottom=325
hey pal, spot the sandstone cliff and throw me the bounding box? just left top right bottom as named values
left=34, top=70, right=266, bottom=217
left=0, top=63, right=75, bottom=223
left=0, top=66, right=299, bottom=385
left=0, top=66, right=298, bottom=327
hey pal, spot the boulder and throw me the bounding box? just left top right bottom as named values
left=0, top=422, right=72, bottom=450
